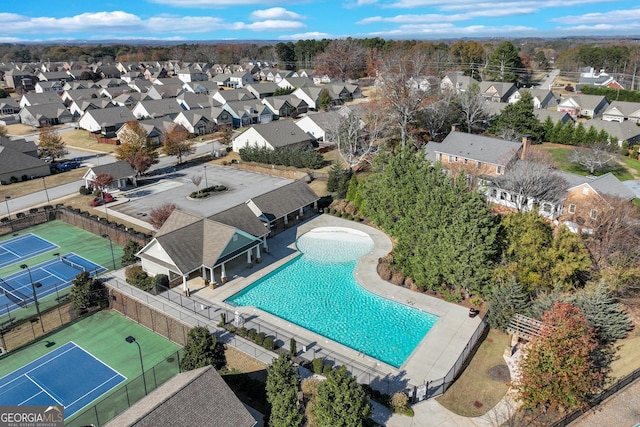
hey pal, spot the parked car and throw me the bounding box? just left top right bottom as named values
left=90, top=193, right=115, bottom=206
left=52, top=159, right=81, bottom=172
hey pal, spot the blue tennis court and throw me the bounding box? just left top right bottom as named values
left=0, top=233, right=59, bottom=269
left=0, top=253, right=106, bottom=316
left=0, top=341, right=126, bottom=418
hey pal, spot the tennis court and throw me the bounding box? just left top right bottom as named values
left=0, top=233, right=59, bottom=269
left=0, top=341, right=126, bottom=419
left=0, top=253, right=105, bottom=316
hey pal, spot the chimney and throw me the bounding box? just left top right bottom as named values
left=521, top=135, right=531, bottom=160
left=451, top=123, right=460, bottom=132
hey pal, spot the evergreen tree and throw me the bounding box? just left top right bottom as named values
left=542, top=116, right=555, bottom=142
left=572, top=122, right=587, bottom=145
left=572, top=283, right=632, bottom=344
left=327, top=163, right=351, bottom=198
left=318, top=89, right=332, bottom=110
left=266, top=354, right=303, bottom=427
left=314, top=366, right=370, bottom=427
left=121, top=240, right=142, bottom=266
left=585, top=125, right=599, bottom=144
left=484, top=41, right=525, bottom=83
left=489, top=91, right=543, bottom=141
left=547, top=226, right=591, bottom=289
left=180, top=326, right=226, bottom=371
left=487, top=278, right=531, bottom=332
left=558, top=121, right=575, bottom=145
left=70, top=271, right=105, bottom=314
left=549, top=119, right=564, bottom=143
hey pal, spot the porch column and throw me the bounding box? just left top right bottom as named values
left=246, top=250, right=253, bottom=268
left=255, top=244, right=262, bottom=263
left=262, top=236, right=269, bottom=253
left=299, top=207, right=304, bottom=216
left=313, top=200, right=318, bottom=211
left=220, top=263, right=227, bottom=284
left=284, top=215, right=288, bottom=226
left=182, top=275, right=189, bottom=296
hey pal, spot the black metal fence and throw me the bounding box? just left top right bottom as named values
left=66, top=349, right=183, bottom=427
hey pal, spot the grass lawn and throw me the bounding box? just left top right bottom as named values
left=610, top=334, right=640, bottom=380
left=59, top=129, right=117, bottom=154
left=436, top=329, right=511, bottom=417
left=0, top=168, right=87, bottom=200
left=537, top=143, right=636, bottom=181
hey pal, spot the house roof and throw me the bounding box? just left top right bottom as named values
left=208, top=204, right=269, bottom=238
left=297, top=110, right=341, bottom=130
left=603, top=101, right=640, bottom=117
left=239, top=120, right=312, bottom=148
left=246, top=82, right=279, bottom=96
left=83, top=106, right=136, bottom=127
left=105, top=366, right=256, bottom=427
left=0, top=146, right=49, bottom=175
left=0, top=137, right=36, bottom=154
left=534, top=109, right=573, bottom=124
left=250, top=179, right=319, bottom=221
left=425, top=131, right=522, bottom=166
left=564, top=172, right=636, bottom=201
left=583, top=118, right=640, bottom=143
left=87, top=160, right=135, bottom=180
left=135, top=99, right=185, bottom=118
left=559, top=94, right=607, bottom=111
left=20, top=102, right=72, bottom=119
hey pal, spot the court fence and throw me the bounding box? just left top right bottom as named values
left=67, top=348, right=184, bottom=427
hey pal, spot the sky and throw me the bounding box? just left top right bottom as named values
left=2, top=0, right=640, bottom=42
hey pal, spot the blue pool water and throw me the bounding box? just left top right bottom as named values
left=226, top=227, right=438, bottom=368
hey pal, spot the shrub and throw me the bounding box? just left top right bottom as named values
left=312, top=357, right=324, bottom=374
left=226, top=325, right=237, bottom=333
left=263, top=337, right=275, bottom=350
left=79, top=185, right=89, bottom=195
left=21, top=175, right=28, bottom=182
left=322, top=364, right=333, bottom=375
left=237, top=327, right=248, bottom=337
left=290, top=337, right=297, bottom=356
left=390, top=270, right=405, bottom=286
left=125, top=265, right=150, bottom=290
left=218, top=312, right=226, bottom=327
left=255, top=332, right=266, bottom=346
left=377, top=263, right=393, bottom=281
left=248, top=329, right=257, bottom=341
left=10, top=176, right=18, bottom=183
left=301, top=377, right=320, bottom=398
left=469, top=296, right=483, bottom=307
left=391, top=392, right=409, bottom=412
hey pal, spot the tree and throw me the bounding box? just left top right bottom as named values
left=70, top=271, right=106, bottom=315
left=0, top=125, right=7, bottom=137
left=416, top=91, right=456, bottom=142
left=450, top=40, right=485, bottom=78
left=314, top=366, right=370, bottom=427
left=454, top=83, right=488, bottom=134
left=116, top=120, right=158, bottom=174
left=191, top=174, right=202, bottom=195
left=180, top=326, right=226, bottom=371
left=327, top=163, right=351, bottom=198
left=314, top=38, right=366, bottom=81
left=318, top=88, right=332, bottom=110
left=162, top=126, right=194, bottom=164
left=568, top=142, right=617, bottom=174
left=328, top=110, right=380, bottom=172
left=572, top=283, right=632, bottom=345
left=38, top=126, right=67, bottom=161
left=516, top=302, right=604, bottom=413
left=489, top=91, right=543, bottom=141
left=121, top=240, right=142, bottom=267
left=266, top=354, right=303, bottom=427
left=220, top=125, right=233, bottom=146
left=275, top=42, right=296, bottom=70
left=487, top=278, right=531, bottom=332
left=492, top=160, right=568, bottom=212
left=149, top=203, right=177, bottom=229
left=484, top=41, right=526, bottom=83
left=92, top=173, right=113, bottom=194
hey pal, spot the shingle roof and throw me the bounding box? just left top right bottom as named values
left=242, top=120, right=312, bottom=148
left=85, top=106, right=136, bottom=126
left=90, top=160, right=135, bottom=180
left=0, top=146, right=49, bottom=175
left=208, top=204, right=269, bottom=237
left=0, top=137, right=36, bottom=154
left=250, top=179, right=319, bottom=221
left=427, top=131, right=522, bottom=165
left=583, top=119, right=640, bottom=143
left=603, top=100, right=640, bottom=117
left=585, top=173, right=636, bottom=200
left=104, top=366, right=257, bottom=427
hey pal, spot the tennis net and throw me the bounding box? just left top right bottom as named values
left=60, top=256, right=86, bottom=272
left=0, top=278, right=27, bottom=306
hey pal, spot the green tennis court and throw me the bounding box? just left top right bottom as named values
left=0, top=310, right=182, bottom=426
left=0, top=220, right=124, bottom=323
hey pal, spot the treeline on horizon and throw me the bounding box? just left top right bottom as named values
left=2, top=37, right=640, bottom=80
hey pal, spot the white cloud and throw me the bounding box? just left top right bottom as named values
left=366, top=23, right=536, bottom=37
left=552, top=8, right=640, bottom=24
left=380, top=0, right=606, bottom=9
left=236, top=20, right=306, bottom=31
left=358, top=7, right=535, bottom=25
left=279, top=31, right=333, bottom=40
left=150, top=0, right=291, bottom=6
left=249, top=7, right=304, bottom=20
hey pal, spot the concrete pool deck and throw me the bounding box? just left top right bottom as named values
left=198, top=214, right=483, bottom=392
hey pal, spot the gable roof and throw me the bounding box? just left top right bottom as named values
left=86, top=160, right=135, bottom=180
left=239, top=120, right=312, bottom=148
left=83, top=106, right=136, bottom=126
left=0, top=146, right=49, bottom=175
left=208, top=204, right=269, bottom=237
left=583, top=118, right=640, bottom=143
left=565, top=172, right=636, bottom=201
left=249, top=180, right=319, bottom=221
left=105, top=366, right=256, bottom=427
left=559, top=94, right=607, bottom=111
left=426, top=131, right=522, bottom=166
left=603, top=100, right=640, bottom=117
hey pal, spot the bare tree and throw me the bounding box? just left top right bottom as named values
left=374, top=49, right=432, bottom=148
left=314, top=38, right=367, bottom=81
left=149, top=203, right=177, bottom=230
left=92, top=173, right=113, bottom=195
left=568, top=142, right=618, bottom=174
left=417, top=90, right=456, bottom=142
left=493, top=160, right=568, bottom=212
left=328, top=106, right=383, bottom=172
left=455, top=83, right=489, bottom=133
left=191, top=174, right=202, bottom=195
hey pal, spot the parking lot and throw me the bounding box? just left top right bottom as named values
left=111, top=163, right=294, bottom=221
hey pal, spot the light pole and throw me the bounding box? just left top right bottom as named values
left=203, top=165, right=208, bottom=189
left=20, top=264, right=44, bottom=333
left=4, top=196, right=11, bottom=220
left=52, top=253, right=62, bottom=302
left=102, top=234, right=117, bottom=270
left=42, top=177, right=50, bottom=203
left=125, top=336, right=148, bottom=395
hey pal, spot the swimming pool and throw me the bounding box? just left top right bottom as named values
left=226, top=227, right=438, bottom=368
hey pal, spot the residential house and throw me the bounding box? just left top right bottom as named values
left=228, top=71, right=255, bottom=88
left=132, top=99, right=184, bottom=120
left=83, top=160, right=136, bottom=191
left=0, top=145, right=51, bottom=184
left=176, top=66, right=209, bottom=83
left=479, top=81, right=517, bottom=103
left=292, top=85, right=335, bottom=110
left=508, top=88, right=559, bottom=109
left=120, top=70, right=144, bottom=83
left=583, top=118, right=640, bottom=146
left=112, top=92, right=150, bottom=108
left=601, top=101, right=640, bottom=123
left=104, top=366, right=257, bottom=427
left=128, top=79, right=154, bottom=93
left=176, top=93, right=219, bottom=110
left=0, top=98, right=20, bottom=115
left=261, top=96, right=297, bottom=119
left=577, top=67, right=624, bottom=91
left=533, top=109, right=574, bottom=126
left=35, top=81, right=64, bottom=94
left=173, top=109, right=217, bottom=136
left=99, top=86, right=131, bottom=100
left=36, top=70, right=72, bottom=84
left=440, top=71, right=476, bottom=93
left=78, top=106, right=136, bottom=137
left=19, top=93, right=62, bottom=108
left=0, top=137, right=39, bottom=158
left=267, top=69, right=295, bottom=83
left=557, top=94, right=609, bottom=118
left=146, top=83, right=184, bottom=100
left=277, top=77, right=315, bottom=91
left=295, top=110, right=342, bottom=143
left=68, top=98, right=114, bottom=118
left=210, top=73, right=231, bottom=87
left=207, top=106, right=234, bottom=128
left=181, top=81, right=210, bottom=95
left=557, top=172, right=636, bottom=233
left=61, top=88, right=102, bottom=107
left=63, top=81, right=96, bottom=91
left=223, top=100, right=273, bottom=128
left=424, top=127, right=525, bottom=179
left=4, top=69, right=36, bottom=91
left=245, top=82, right=279, bottom=99
left=232, top=119, right=313, bottom=152
left=18, top=102, right=74, bottom=127
left=211, top=88, right=255, bottom=105
left=95, top=65, right=121, bottom=79
left=118, top=118, right=182, bottom=147
left=95, top=78, right=125, bottom=88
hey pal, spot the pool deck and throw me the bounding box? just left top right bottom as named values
left=197, top=214, right=482, bottom=391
